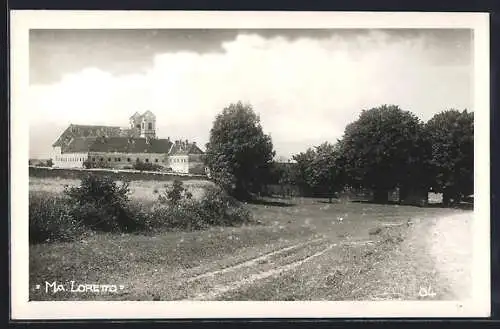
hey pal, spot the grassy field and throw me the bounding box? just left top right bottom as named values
left=29, top=176, right=214, bottom=202
left=29, top=188, right=468, bottom=301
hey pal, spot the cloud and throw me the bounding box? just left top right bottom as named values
left=29, top=31, right=472, bottom=158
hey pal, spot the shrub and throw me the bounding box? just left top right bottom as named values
left=29, top=192, right=85, bottom=244
left=197, top=185, right=252, bottom=226
left=150, top=201, right=208, bottom=231
left=125, top=200, right=154, bottom=232
left=29, top=159, right=53, bottom=167
left=83, top=160, right=111, bottom=169
left=150, top=184, right=251, bottom=231
left=63, top=174, right=142, bottom=232
left=30, top=175, right=253, bottom=241
left=158, top=179, right=193, bottom=206
left=133, top=161, right=162, bottom=172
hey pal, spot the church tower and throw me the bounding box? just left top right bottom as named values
left=139, top=110, right=156, bottom=139
left=130, top=112, right=142, bottom=130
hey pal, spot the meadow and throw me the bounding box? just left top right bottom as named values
left=29, top=176, right=214, bottom=202
left=28, top=175, right=467, bottom=301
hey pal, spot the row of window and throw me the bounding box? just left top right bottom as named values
left=90, top=157, right=160, bottom=163
left=56, top=156, right=85, bottom=162
left=88, top=157, right=188, bottom=163
left=55, top=156, right=188, bottom=164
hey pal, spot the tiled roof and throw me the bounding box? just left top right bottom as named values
left=53, top=125, right=122, bottom=147
left=62, top=137, right=173, bottom=154
left=118, top=128, right=140, bottom=137
left=55, top=124, right=204, bottom=155
left=130, top=112, right=141, bottom=119
left=62, top=137, right=98, bottom=153
left=169, top=141, right=204, bottom=155
left=90, top=137, right=172, bottom=154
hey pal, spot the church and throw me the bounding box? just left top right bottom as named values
left=51, top=111, right=205, bottom=174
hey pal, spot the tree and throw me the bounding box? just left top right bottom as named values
left=425, top=109, right=474, bottom=206
left=339, top=105, right=428, bottom=203
left=309, top=142, right=344, bottom=203
left=291, top=142, right=345, bottom=201
left=277, top=162, right=296, bottom=198
left=265, top=161, right=298, bottom=198
left=292, top=148, right=316, bottom=196
left=205, top=101, right=275, bottom=200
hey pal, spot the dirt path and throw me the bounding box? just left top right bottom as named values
left=361, top=210, right=473, bottom=301
left=426, top=212, right=473, bottom=300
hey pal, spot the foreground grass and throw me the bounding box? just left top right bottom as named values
left=30, top=225, right=318, bottom=300
left=29, top=197, right=463, bottom=301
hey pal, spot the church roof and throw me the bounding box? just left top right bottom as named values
left=62, top=137, right=98, bottom=153
left=54, top=121, right=204, bottom=155
left=129, top=112, right=141, bottom=119
left=52, top=124, right=126, bottom=147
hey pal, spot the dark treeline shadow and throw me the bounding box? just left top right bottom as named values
left=316, top=199, right=343, bottom=204
left=246, top=198, right=295, bottom=207
left=350, top=199, right=473, bottom=210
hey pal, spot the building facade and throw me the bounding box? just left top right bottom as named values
left=51, top=111, right=205, bottom=174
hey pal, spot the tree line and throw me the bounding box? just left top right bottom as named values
left=204, top=102, right=473, bottom=206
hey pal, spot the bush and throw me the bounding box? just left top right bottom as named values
left=158, top=179, right=193, bottom=206
left=150, top=184, right=251, bottom=231
left=29, top=192, right=85, bottom=244
left=30, top=174, right=253, bottom=241
left=29, top=159, right=53, bottom=167
left=133, top=161, right=162, bottom=172
left=63, top=174, right=142, bottom=232
left=83, top=160, right=111, bottom=169
left=198, top=185, right=252, bottom=226
left=149, top=201, right=207, bottom=231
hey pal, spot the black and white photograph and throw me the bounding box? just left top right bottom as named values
left=10, top=11, right=490, bottom=319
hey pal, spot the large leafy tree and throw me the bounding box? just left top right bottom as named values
left=425, top=109, right=474, bottom=206
left=265, top=161, right=297, bottom=198
left=292, top=148, right=316, bottom=196
left=291, top=142, right=344, bottom=201
left=339, top=105, right=429, bottom=203
left=309, top=142, right=344, bottom=203
left=205, top=102, right=275, bottom=200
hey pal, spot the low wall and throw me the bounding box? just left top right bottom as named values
left=29, top=166, right=209, bottom=182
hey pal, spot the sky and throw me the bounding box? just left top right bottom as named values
left=29, top=29, right=473, bottom=159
